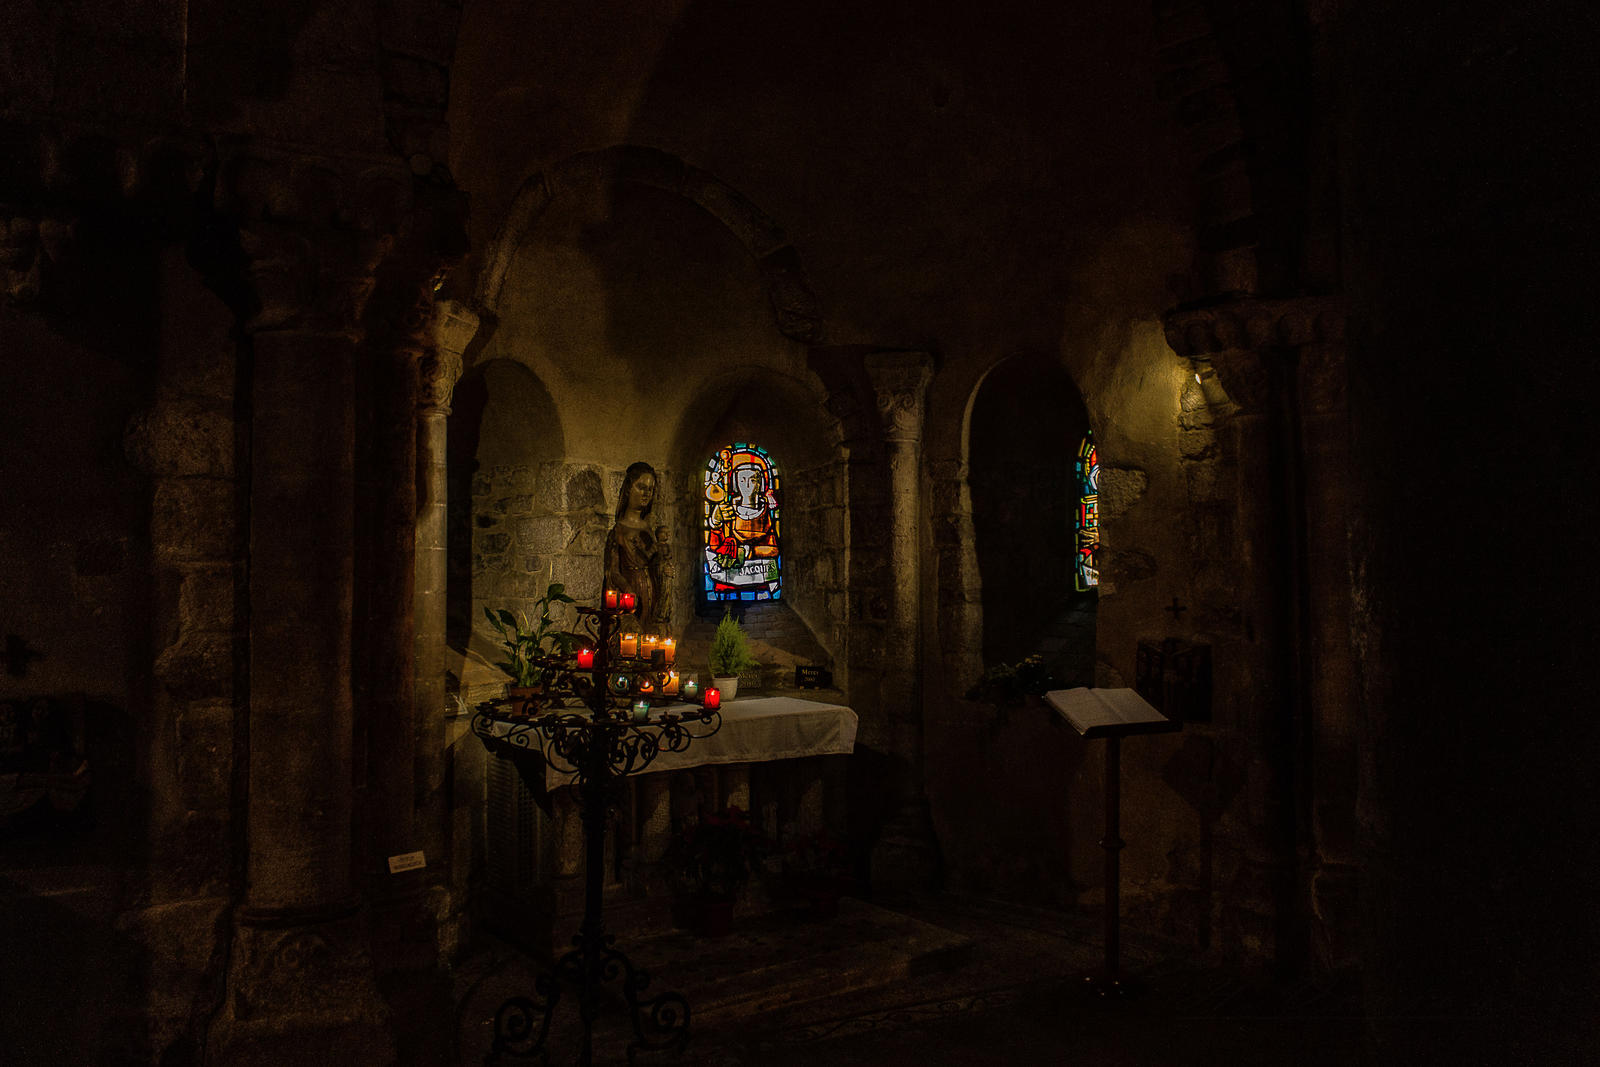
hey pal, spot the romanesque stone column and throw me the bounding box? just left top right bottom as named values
left=931, top=457, right=985, bottom=701
left=414, top=301, right=476, bottom=870
left=863, top=351, right=941, bottom=891
left=1164, top=295, right=1348, bottom=970
left=208, top=220, right=396, bottom=1065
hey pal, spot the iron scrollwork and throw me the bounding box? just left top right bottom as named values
left=475, top=599, right=721, bottom=1065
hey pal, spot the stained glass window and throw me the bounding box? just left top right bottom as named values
left=703, top=443, right=782, bottom=601
left=1075, top=432, right=1099, bottom=590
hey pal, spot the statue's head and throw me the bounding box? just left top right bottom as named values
left=617, top=461, right=658, bottom=520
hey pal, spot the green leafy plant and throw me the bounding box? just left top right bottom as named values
left=661, top=806, right=770, bottom=898
left=708, top=609, right=760, bottom=678
left=965, top=653, right=1060, bottom=709
left=483, top=581, right=579, bottom=688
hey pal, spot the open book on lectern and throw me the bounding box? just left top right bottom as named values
left=1043, top=687, right=1180, bottom=739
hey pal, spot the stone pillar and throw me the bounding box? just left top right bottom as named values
left=365, top=343, right=419, bottom=892
left=414, top=300, right=476, bottom=875
left=931, top=458, right=984, bottom=699
left=1164, top=296, right=1348, bottom=972
left=1295, top=334, right=1361, bottom=969
left=638, top=775, right=673, bottom=863
left=207, top=223, right=396, bottom=1065
left=863, top=351, right=940, bottom=891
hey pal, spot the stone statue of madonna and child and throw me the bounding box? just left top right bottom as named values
left=604, top=461, right=673, bottom=628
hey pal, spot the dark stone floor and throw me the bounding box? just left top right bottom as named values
left=450, top=892, right=1528, bottom=1067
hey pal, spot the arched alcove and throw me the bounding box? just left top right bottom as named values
left=667, top=369, right=844, bottom=680
left=965, top=354, right=1095, bottom=685
left=445, top=357, right=566, bottom=647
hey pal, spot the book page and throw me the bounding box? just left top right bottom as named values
left=1043, top=687, right=1177, bottom=738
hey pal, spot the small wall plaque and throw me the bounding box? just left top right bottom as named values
left=387, top=850, right=426, bottom=874
left=795, top=665, right=832, bottom=689
left=1135, top=639, right=1212, bottom=724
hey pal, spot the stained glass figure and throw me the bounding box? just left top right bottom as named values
left=1075, top=432, right=1100, bottom=590
left=704, top=443, right=782, bottom=601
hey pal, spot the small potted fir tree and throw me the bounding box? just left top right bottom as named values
left=708, top=609, right=760, bottom=702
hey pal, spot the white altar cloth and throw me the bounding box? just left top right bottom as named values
left=474, top=696, right=857, bottom=790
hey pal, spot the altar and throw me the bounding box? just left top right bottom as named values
left=477, top=694, right=858, bottom=949
left=473, top=696, right=859, bottom=791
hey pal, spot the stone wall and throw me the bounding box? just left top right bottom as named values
left=466, top=461, right=612, bottom=631
left=776, top=459, right=849, bottom=674
left=2, top=235, right=245, bottom=1060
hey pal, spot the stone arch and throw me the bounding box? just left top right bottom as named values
left=960, top=353, right=1095, bottom=687
left=475, top=145, right=822, bottom=343
left=667, top=366, right=846, bottom=675
left=445, top=357, right=568, bottom=647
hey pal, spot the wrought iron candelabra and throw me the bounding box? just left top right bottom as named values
left=472, top=597, right=721, bottom=1066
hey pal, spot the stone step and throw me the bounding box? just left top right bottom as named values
left=621, top=898, right=974, bottom=1026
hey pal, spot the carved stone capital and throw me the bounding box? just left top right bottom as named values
left=1, top=213, right=78, bottom=304
left=864, top=351, right=934, bottom=445
left=238, top=223, right=393, bottom=334
left=413, top=299, right=478, bottom=416
left=1162, top=295, right=1346, bottom=359
left=217, top=145, right=415, bottom=237
left=1208, top=347, right=1271, bottom=413
left=1298, top=342, right=1347, bottom=416
left=418, top=350, right=463, bottom=416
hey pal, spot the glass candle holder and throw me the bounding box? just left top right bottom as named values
left=576, top=647, right=595, bottom=669
left=632, top=699, right=650, bottom=722
left=703, top=687, right=721, bottom=711
left=682, top=678, right=700, bottom=701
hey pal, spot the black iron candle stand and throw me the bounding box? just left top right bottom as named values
left=473, top=602, right=719, bottom=1065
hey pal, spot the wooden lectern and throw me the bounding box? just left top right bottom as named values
left=1044, top=687, right=1180, bottom=995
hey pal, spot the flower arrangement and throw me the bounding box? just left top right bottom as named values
left=965, top=653, right=1060, bottom=709
left=661, top=805, right=769, bottom=899
left=483, top=581, right=580, bottom=689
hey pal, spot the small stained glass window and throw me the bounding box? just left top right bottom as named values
left=1075, top=432, right=1099, bottom=590
left=703, top=443, right=782, bottom=601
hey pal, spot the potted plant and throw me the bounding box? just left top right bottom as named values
left=966, top=653, right=1060, bottom=722
left=660, top=805, right=768, bottom=936
left=483, top=581, right=580, bottom=714
left=708, top=609, right=760, bottom=702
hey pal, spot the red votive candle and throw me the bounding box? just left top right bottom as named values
left=576, top=647, right=595, bottom=669
left=620, top=591, right=637, bottom=611
left=703, top=687, right=721, bottom=711
left=604, top=589, right=618, bottom=610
